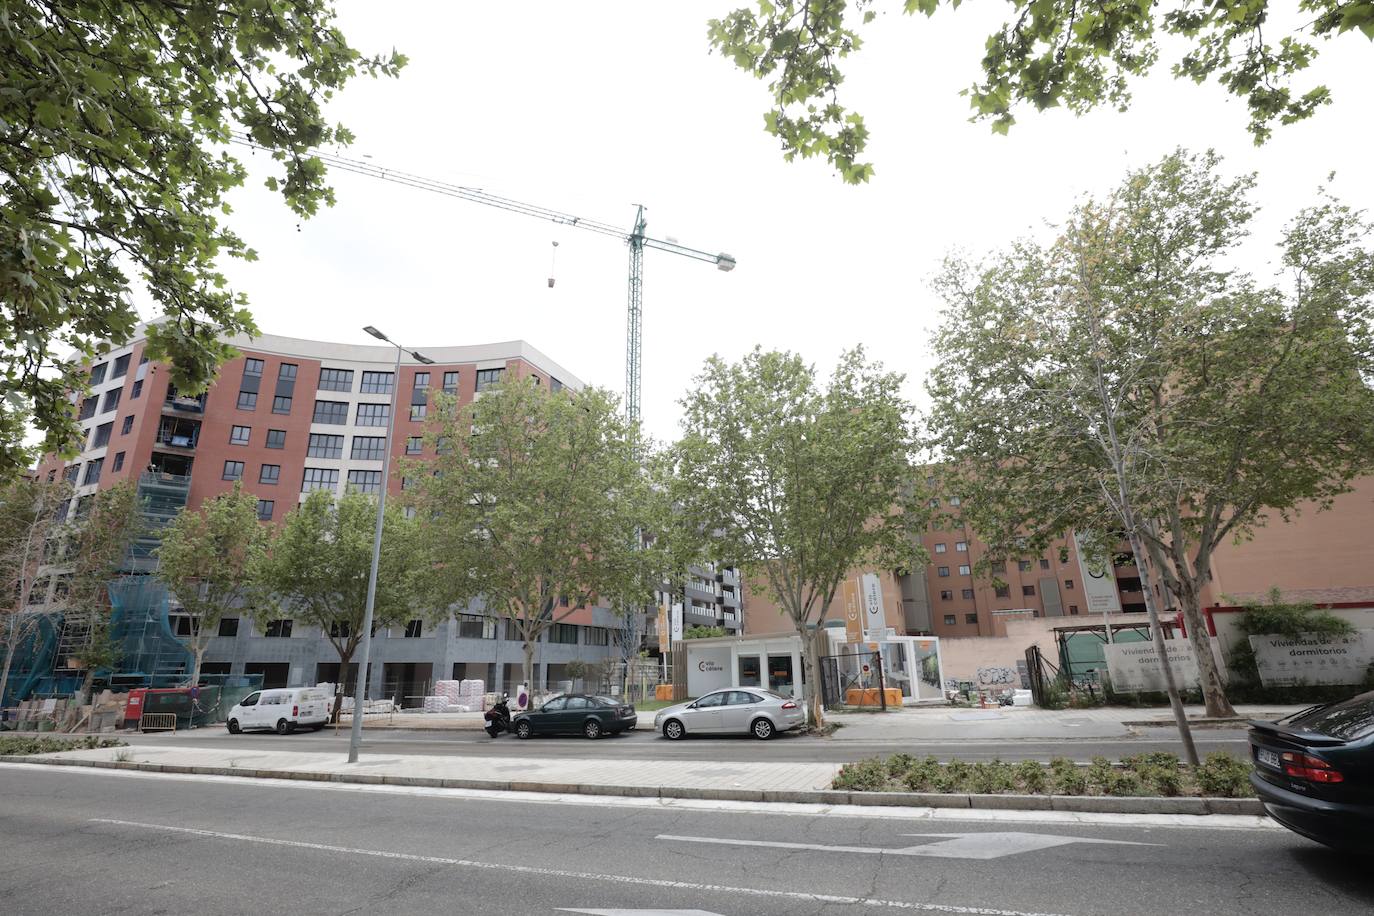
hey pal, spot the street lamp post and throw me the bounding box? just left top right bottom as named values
left=348, top=326, right=434, bottom=764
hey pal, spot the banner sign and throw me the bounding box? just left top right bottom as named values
left=861, top=572, right=885, bottom=640
left=1074, top=532, right=1122, bottom=614
left=1105, top=640, right=1199, bottom=692
left=670, top=602, right=683, bottom=643
left=1249, top=630, right=1374, bottom=687
left=657, top=603, right=669, bottom=653
left=842, top=577, right=863, bottom=643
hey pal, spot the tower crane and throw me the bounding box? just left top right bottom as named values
left=229, top=133, right=737, bottom=432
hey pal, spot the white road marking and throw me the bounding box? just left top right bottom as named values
left=560, top=910, right=726, bottom=915
left=0, top=762, right=1279, bottom=831
left=658, top=831, right=1157, bottom=861
left=88, top=817, right=1079, bottom=916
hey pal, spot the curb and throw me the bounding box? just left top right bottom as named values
left=0, top=754, right=1264, bottom=816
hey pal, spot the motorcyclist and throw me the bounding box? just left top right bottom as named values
left=484, top=694, right=512, bottom=738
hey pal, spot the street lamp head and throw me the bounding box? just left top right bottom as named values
left=363, top=326, right=388, bottom=341
left=411, top=351, right=435, bottom=365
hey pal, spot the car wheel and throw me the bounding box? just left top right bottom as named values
left=275, top=718, right=290, bottom=735
left=227, top=718, right=241, bottom=735
left=663, top=719, right=685, bottom=740
left=751, top=717, right=775, bottom=740
left=516, top=720, right=533, bottom=740
left=584, top=719, right=603, bottom=740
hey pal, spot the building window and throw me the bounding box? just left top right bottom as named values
left=346, top=470, right=381, bottom=495
left=230, top=425, right=251, bottom=446
left=112, top=452, right=125, bottom=472
left=1065, top=579, right=1075, bottom=590
left=266, top=429, right=286, bottom=449
left=955, top=541, right=968, bottom=552
left=329, top=622, right=351, bottom=639
left=271, top=395, right=292, bottom=415
left=937, top=566, right=950, bottom=577
left=585, top=627, right=610, bottom=646
left=218, top=617, right=239, bottom=637
left=92, top=422, right=113, bottom=448
left=89, top=362, right=108, bottom=385
left=928, top=497, right=940, bottom=508
left=111, top=354, right=131, bottom=379
left=994, top=585, right=1011, bottom=598
left=131, top=379, right=143, bottom=399
left=259, top=464, right=280, bottom=485
left=319, top=368, right=353, bottom=392
left=102, top=388, right=121, bottom=413
left=256, top=499, right=274, bottom=521
left=405, top=436, right=423, bottom=455
left=351, top=436, right=387, bottom=460
left=1022, top=585, right=1036, bottom=596
left=934, top=543, right=946, bottom=554
left=550, top=377, right=563, bottom=393
left=409, top=404, right=427, bottom=421
left=436, top=436, right=453, bottom=455
left=360, top=371, right=394, bottom=394
left=1069, top=605, right=1079, bottom=615
left=278, top=363, right=298, bottom=381
left=222, top=460, right=244, bottom=481
left=965, top=613, right=978, bottom=625
left=78, top=396, right=97, bottom=420
left=413, top=372, right=430, bottom=389
left=312, top=400, right=349, bottom=425
left=356, top=403, right=390, bottom=427
left=302, top=468, right=339, bottom=492
left=961, top=588, right=975, bottom=599
left=403, top=619, right=424, bottom=638
left=475, top=368, right=504, bottom=391
left=958, top=564, right=971, bottom=576
left=442, top=371, right=459, bottom=394
left=82, top=458, right=104, bottom=485
left=1018, top=560, right=1033, bottom=572
left=237, top=391, right=257, bottom=410
left=943, top=615, right=956, bottom=626
left=307, top=433, right=343, bottom=459
left=1040, top=558, right=1051, bottom=570
left=121, top=415, right=134, bottom=435
left=949, top=496, right=962, bottom=506
left=549, top=623, right=579, bottom=645
left=939, top=589, right=953, bottom=600
left=244, top=358, right=264, bottom=377
left=457, top=614, right=497, bottom=639
left=264, top=619, right=293, bottom=638
left=64, top=465, right=81, bottom=484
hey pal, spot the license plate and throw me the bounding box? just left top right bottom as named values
left=1257, top=748, right=1281, bottom=769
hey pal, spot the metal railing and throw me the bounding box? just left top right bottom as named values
left=139, top=712, right=177, bottom=733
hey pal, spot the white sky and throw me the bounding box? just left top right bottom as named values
left=143, top=2, right=1373, bottom=447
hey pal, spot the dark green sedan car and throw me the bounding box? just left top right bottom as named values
left=513, top=694, right=638, bottom=739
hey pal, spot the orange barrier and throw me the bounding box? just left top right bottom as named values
left=844, top=687, right=902, bottom=708
left=655, top=684, right=676, bottom=701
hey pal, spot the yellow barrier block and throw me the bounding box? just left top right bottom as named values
left=844, top=687, right=902, bottom=708
left=655, top=684, right=676, bottom=701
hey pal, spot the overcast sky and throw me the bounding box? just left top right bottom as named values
left=148, top=2, right=1372, bottom=447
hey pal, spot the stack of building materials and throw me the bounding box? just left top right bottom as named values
left=421, top=679, right=485, bottom=713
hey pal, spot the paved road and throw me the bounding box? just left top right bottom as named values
left=1, top=763, right=1368, bottom=916
left=116, top=723, right=1250, bottom=763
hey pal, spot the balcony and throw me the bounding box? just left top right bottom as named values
left=156, top=417, right=201, bottom=450
left=163, top=388, right=207, bottom=413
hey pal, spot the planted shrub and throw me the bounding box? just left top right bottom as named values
left=834, top=757, right=890, bottom=791
left=0, top=735, right=124, bottom=756
left=1195, top=753, right=1255, bottom=798
left=1015, top=759, right=1048, bottom=794
left=1050, top=757, right=1087, bottom=795
left=886, top=753, right=917, bottom=778
left=901, top=756, right=942, bottom=792
left=933, top=759, right=973, bottom=793
left=1085, top=755, right=1116, bottom=793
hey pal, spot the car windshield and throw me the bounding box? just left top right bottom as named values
left=1288, top=691, right=1374, bottom=741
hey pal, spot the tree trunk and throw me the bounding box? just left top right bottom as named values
left=522, top=640, right=536, bottom=707
left=1127, top=531, right=1199, bottom=767
left=799, top=623, right=825, bottom=729
left=0, top=616, right=22, bottom=708
left=190, top=645, right=204, bottom=688
left=331, top=646, right=355, bottom=723
left=1176, top=586, right=1236, bottom=718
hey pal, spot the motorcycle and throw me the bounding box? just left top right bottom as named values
left=484, top=694, right=513, bottom=738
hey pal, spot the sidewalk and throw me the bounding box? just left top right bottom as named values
left=825, top=704, right=1309, bottom=742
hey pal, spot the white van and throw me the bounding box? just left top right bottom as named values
left=226, top=687, right=331, bottom=735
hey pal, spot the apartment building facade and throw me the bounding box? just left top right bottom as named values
left=32, top=327, right=631, bottom=701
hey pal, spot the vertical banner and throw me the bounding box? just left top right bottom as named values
left=670, top=602, right=684, bottom=643
left=861, top=572, right=886, bottom=641
left=842, top=577, right=863, bottom=644
left=657, top=603, right=669, bottom=653
left=1074, top=532, right=1122, bottom=613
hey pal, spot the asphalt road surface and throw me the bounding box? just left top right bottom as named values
left=1, top=763, right=1368, bottom=916
left=117, top=723, right=1252, bottom=763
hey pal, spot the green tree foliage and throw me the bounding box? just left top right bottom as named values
left=707, top=0, right=1373, bottom=183
left=0, top=1, right=404, bottom=476
left=156, top=483, right=269, bottom=686
left=0, top=477, right=71, bottom=703
left=255, top=491, right=421, bottom=719
left=663, top=347, right=924, bottom=726
left=684, top=625, right=727, bottom=639
left=926, top=150, right=1374, bottom=719
left=1236, top=588, right=1355, bottom=640
left=407, top=379, right=662, bottom=696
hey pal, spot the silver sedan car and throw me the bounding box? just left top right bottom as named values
left=654, top=688, right=805, bottom=740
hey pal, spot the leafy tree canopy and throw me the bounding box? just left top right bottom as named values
left=707, top=0, right=1372, bottom=183
left=1, top=1, right=404, bottom=476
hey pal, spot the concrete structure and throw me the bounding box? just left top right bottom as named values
left=32, top=327, right=628, bottom=702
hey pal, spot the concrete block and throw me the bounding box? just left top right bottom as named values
left=667, top=786, right=766, bottom=803
left=848, top=791, right=971, bottom=809
left=1204, top=797, right=1264, bottom=816
left=1050, top=795, right=1206, bottom=815
left=380, top=775, right=444, bottom=788
left=760, top=790, right=828, bottom=805
left=577, top=783, right=662, bottom=799
left=970, top=794, right=1054, bottom=811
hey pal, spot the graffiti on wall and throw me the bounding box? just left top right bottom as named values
left=975, top=666, right=1017, bottom=686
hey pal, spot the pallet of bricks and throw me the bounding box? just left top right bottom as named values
left=422, top=679, right=486, bottom=713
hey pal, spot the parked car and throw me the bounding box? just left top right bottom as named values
left=654, top=688, right=805, bottom=740
left=1248, top=690, right=1374, bottom=851
left=513, top=694, right=637, bottom=739
left=226, top=688, right=331, bottom=735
